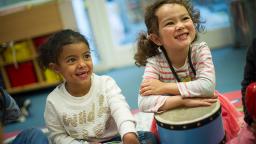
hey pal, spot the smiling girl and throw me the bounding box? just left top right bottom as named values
left=134, top=0, right=241, bottom=142
left=39, top=29, right=156, bottom=144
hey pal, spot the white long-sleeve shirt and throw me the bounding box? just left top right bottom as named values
left=44, top=74, right=137, bottom=144
left=138, top=42, right=215, bottom=113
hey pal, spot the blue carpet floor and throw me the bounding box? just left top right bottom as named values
left=4, top=46, right=247, bottom=134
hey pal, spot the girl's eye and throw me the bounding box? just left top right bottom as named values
left=182, top=16, right=190, bottom=21
left=83, top=53, right=91, bottom=60
left=166, top=21, right=174, bottom=26
left=67, top=57, right=76, bottom=63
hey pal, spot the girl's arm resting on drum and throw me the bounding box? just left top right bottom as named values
left=140, top=79, right=180, bottom=96
left=177, top=78, right=215, bottom=97
left=158, top=96, right=217, bottom=112
left=140, top=78, right=215, bottom=97
left=158, top=96, right=183, bottom=111
left=138, top=94, right=167, bottom=113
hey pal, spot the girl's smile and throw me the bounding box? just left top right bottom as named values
left=175, top=32, right=189, bottom=41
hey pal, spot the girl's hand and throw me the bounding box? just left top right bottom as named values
left=122, top=132, right=139, bottom=144
left=140, top=79, right=168, bottom=96
left=159, top=95, right=217, bottom=111
left=182, top=97, right=217, bottom=107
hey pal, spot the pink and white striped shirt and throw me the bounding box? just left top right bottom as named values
left=138, top=42, right=216, bottom=112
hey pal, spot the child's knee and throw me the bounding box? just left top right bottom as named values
left=137, top=131, right=158, bottom=144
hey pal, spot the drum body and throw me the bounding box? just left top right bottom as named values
left=155, top=101, right=225, bottom=144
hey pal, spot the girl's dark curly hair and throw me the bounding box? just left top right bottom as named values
left=134, top=0, right=205, bottom=66
left=38, top=29, right=90, bottom=70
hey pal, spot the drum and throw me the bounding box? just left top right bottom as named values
left=155, top=100, right=225, bottom=144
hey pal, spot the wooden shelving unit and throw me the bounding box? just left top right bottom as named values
left=0, top=0, right=75, bottom=94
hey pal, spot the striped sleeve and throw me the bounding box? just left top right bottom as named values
left=177, top=42, right=216, bottom=97
left=143, top=58, right=160, bottom=80
left=138, top=57, right=167, bottom=113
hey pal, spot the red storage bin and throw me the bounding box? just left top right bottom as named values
left=5, top=61, right=38, bottom=87
left=33, top=35, right=50, bottom=50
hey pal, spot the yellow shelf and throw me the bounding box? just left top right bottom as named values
left=0, top=1, right=66, bottom=94
left=6, top=81, right=61, bottom=94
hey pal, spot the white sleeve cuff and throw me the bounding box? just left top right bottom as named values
left=119, top=121, right=137, bottom=139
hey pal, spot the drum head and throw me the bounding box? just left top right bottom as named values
left=155, top=100, right=220, bottom=125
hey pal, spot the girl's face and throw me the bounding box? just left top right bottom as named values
left=154, top=3, right=196, bottom=52
left=52, top=42, right=93, bottom=88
